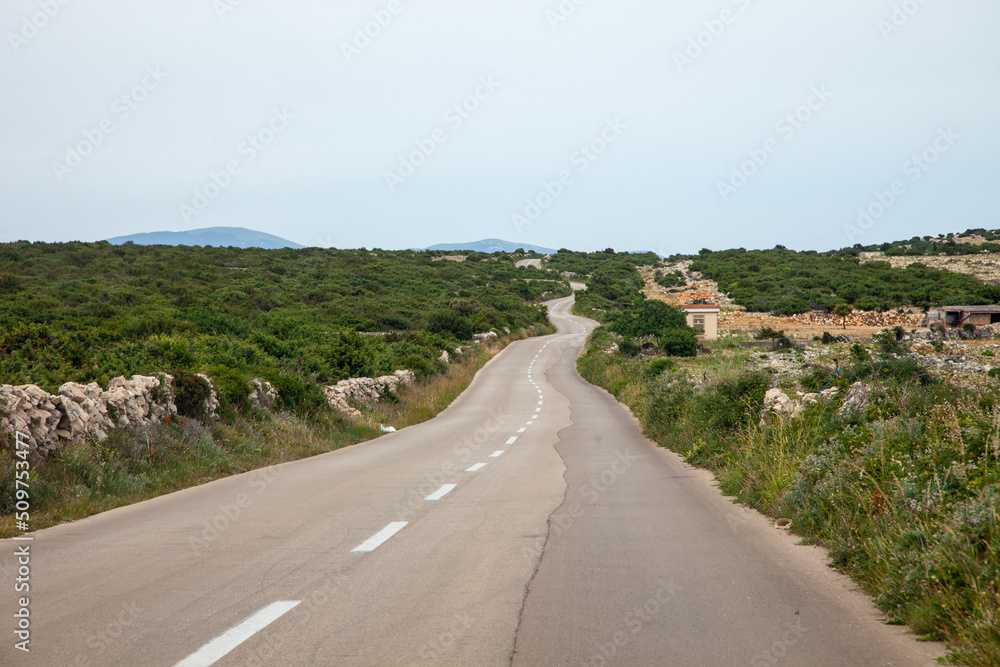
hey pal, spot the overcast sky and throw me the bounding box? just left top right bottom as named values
left=1, top=1, right=998, bottom=254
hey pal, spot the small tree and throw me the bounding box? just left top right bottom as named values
left=834, top=303, right=853, bottom=330
left=659, top=327, right=697, bottom=357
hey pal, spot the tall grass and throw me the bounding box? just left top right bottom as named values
left=367, top=327, right=546, bottom=428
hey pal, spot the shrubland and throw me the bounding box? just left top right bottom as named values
left=685, top=246, right=1000, bottom=315
left=0, top=242, right=567, bottom=393
left=0, top=242, right=564, bottom=533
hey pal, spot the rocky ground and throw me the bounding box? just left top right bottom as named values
left=727, top=326, right=1000, bottom=397
left=858, top=251, right=1000, bottom=284
left=641, top=263, right=924, bottom=340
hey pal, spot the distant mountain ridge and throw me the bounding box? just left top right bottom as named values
left=105, top=227, right=304, bottom=249
left=423, top=239, right=558, bottom=254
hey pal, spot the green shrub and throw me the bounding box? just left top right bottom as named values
left=605, top=300, right=687, bottom=337
left=706, top=371, right=771, bottom=433
left=208, top=366, right=252, bottom=418
left=324, top=332, right=380, bottom=380
left=172, top=370, right=211, bottom=420
left=659, top=327, right=697, bottom=357
left=428, top=310, right=475, bottom=340
left=847, top=357, right=938, bottom=386
left=257, top=370, right=328, bottom=416
left=646, top=358, right=676, bottom=377
left=619, top=337, right=641, bottom=357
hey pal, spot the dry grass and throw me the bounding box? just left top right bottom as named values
left=366, top=327, right=545, bottom=428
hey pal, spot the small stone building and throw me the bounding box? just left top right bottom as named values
left=682, top=303, right=720, bottom=342
left=928, top=306, right=1000, bottom=328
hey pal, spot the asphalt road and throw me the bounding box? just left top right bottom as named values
left=1, top=295, right=944, bottom=666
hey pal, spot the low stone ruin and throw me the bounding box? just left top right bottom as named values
left=760, top=386, right=840, bottom=423
left=249, top=378, right=278, bottom=410
left=912, top=324, right=1000, bottom=341
left=838, top=382, right=873, bottom=416
left=1, top=374, right=179, bottom=454
left=195, top=374, right=222, bottom=422
left=0, top=374, right=281, bottom=454
left=324, top=370, right=416, bottom=420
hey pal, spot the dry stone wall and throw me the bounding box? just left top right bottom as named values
left=1, top=374, right=278, bottom=454
left=1, top=374, right=178, bottom=454
left=324, top=370, right=416, bottom=420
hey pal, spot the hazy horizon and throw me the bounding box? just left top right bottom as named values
left=2, top=1, right=999, bottom=255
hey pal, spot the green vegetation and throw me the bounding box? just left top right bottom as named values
left=0, top=336, right=517, bottom=537
left=546, top=248, right=658, bottom=318
left=0, top=242, right=568, bottom=394
left=0, top=241, right=565, bottom=534
left=856, top=228, right=1000, bottom=256
left=579, top=333, right=1000, bottom=665
left=685, top=246, right=999, bottom=315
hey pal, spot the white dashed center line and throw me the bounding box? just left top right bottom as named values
left=173, top=601, right=301, bottom=667
left=425, top=484, right=457, bottom=501
left=506, top=436, right=518, bottom=445
left=490, top=450, right=504, bottom=458
left=466, top=463, right=487, bottom=472
left=351, top=522, right=408, bottom=553
left=517, top=428, right=526, bottom=433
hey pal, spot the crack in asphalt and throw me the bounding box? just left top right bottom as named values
left=509, top=305, right=587, bottom=665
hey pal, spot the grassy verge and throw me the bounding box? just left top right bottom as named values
left=366, top=326, right=546, bottom=428
left=0, top=325, right=551, bottom=538
left=578, top=328, right=1000, bottom=666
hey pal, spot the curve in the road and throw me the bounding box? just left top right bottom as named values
left=0, top=293, right=944, bottom=666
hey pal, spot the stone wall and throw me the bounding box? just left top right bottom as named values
left=1, top=375, right=178, bottom=454
left=1, top=375, right=278, bottom=454
left=324, top=370, right=416, bottom=420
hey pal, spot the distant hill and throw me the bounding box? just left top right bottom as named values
left=105, top=227, right=304, bottom=250
left=423, top=239, right=558, bottom=255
